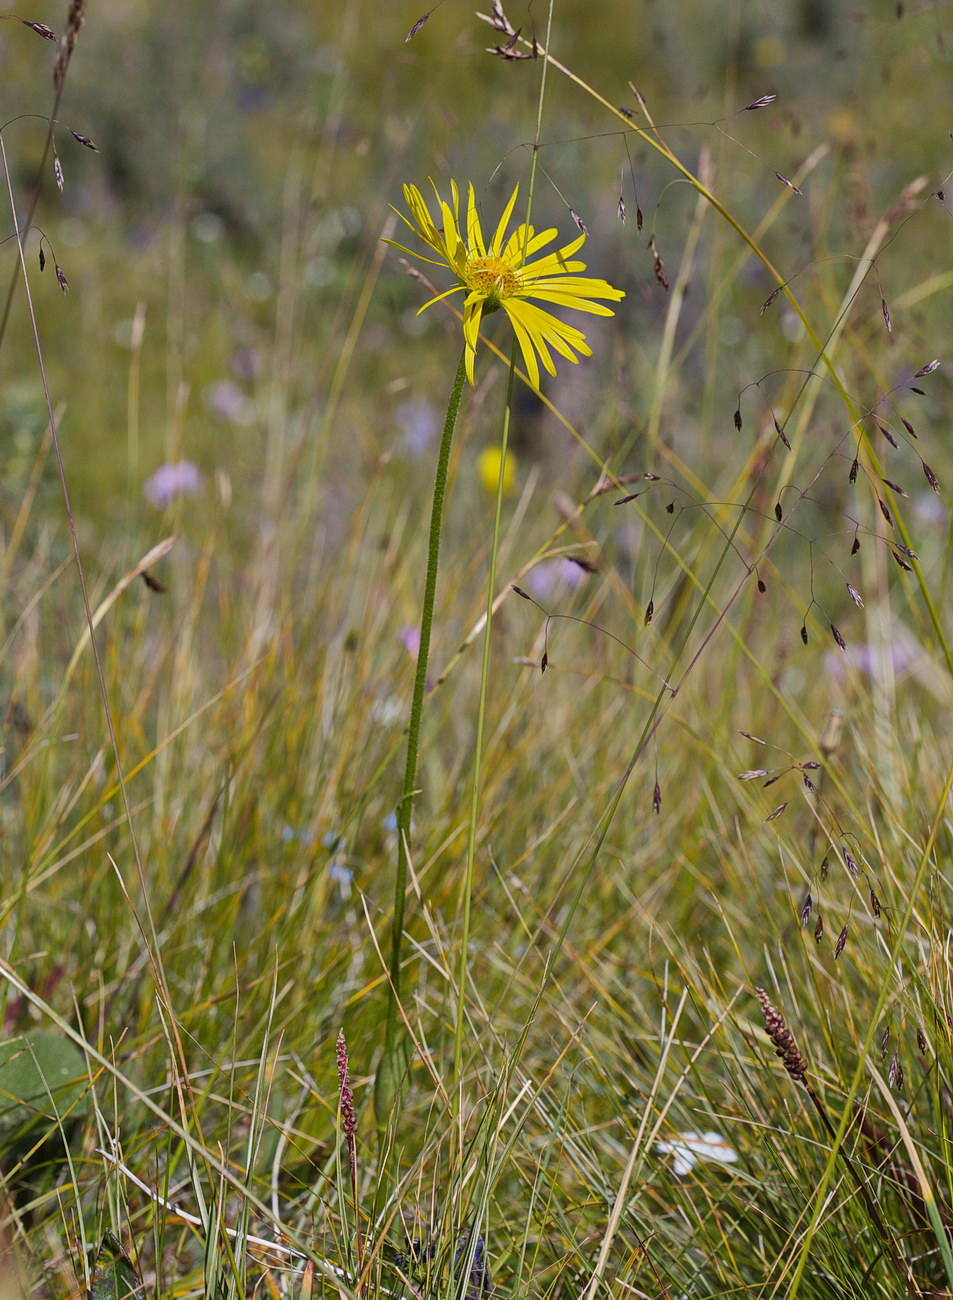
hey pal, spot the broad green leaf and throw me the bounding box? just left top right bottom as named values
left=88, top=1233, right=145, bottom=1300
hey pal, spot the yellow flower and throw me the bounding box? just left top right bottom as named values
left=477, top=445, right=517, bottom=496
left=386, top=180, right=625, bottom=388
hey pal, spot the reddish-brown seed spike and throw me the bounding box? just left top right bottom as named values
left=38, top=246, right=45, bottom=272
left=800, top=893, right=813, bottom=926
left=570, top=209, right=588, bottom=234
left=845, top=583, right=863, bottom=607
left=881, top=298, right=892, bottom=332
left=618, top=195, right=626, bottom=223
left=540, top=651, right=548, bottom=673
left=881, top=477, right=907, bottom=496
left=512, top=585, right=531, bottom=600
left=917, top=1028, right=927, bottom=1054
left=869, top=889, right=881, bottom=917
left=636, top=207, right=643, bottom=230
left=738, top=731, right=766, bottom=744
left=834, top=923, right=848, bottom=959
left=877, top=422, right=899, bottom=448
left=878, top=498, right=893, bottom=527
left=775, top=502, right=783, bottom=521
left=745, top=93, right=777, bottom=109
left=848, top=458, right=859, bottom=485
left=881, top=1026, right=890, bottom=1059
left=757, top=578, right=767, bottom=593
left=775, top=171, right=802, bottom=194
left=652, top=248, right=669, bottom=289
left=763, top=774, right=782, bottom=787
left=814, top=911, right=824, bottom=943
left=914, top=358, right=939, bottom=377
left=765, top=802, right=788, bottom=822
left=644, top=599, right=654, bottom=626
left=653, top=781, right=661, bottom=815
left=761, top=285, right=784, bottom=313
left=336, top=1031, right=357, bottom=1140
left=888, top=1053, right=898, bottom=1087
left=850, top=536, right=860, bottom=555
left=910, top=386, right=925, bottom=395
left=831, top=623, right=846, bottom=651
left=755, top=987, right=808, bottom=1083
left=615, top=492, right=640, bottom=505
left=820, top=855, right=829, bottom=879
left=803, top=760, right=821, bottom=770
left=923, top=462, right=941, bottom=493
left=803, top=775, right=815, bottom=791
left=901, top=417, right=916, bottom=438
left=53, top=154, right=64, bottom=191
left=843, top=847, right=858, bottom=876
left=892, top=551, right=913, bottom=572
left=800, top=624, right=808, bottom=645
left=733, top=408, right=743, bottom=430
left=665, top=501, right=674, bottom=514
left=895, top=543, right=918, bottom=558
left=70, top=130, right=98, bottom=150
left=23, top=20, right=56, bottom=38
left=55, top=264, right=68, bottom=292
left=896, top=1061, right=904, bottom=1091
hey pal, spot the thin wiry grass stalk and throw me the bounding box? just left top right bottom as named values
left=454, top=0, right=555, bottom=1088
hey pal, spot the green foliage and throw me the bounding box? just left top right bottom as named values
left=88, top=1234, right=145, bottom=1300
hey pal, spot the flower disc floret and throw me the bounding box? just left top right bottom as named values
left=385, top=179, right=625, bottom=387
left=465, top=255, right=522, bottom=307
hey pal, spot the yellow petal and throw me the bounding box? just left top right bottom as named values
left=466, top=183, right=487, bottom=257
left=489, top=185, right=520, bottom=255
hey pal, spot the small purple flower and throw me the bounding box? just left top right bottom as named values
left=400, top=625, right=421, bottom=658
left=144, top=459, right=204, bottom=507
left=329, top=860, right=353, bottom=895
left=913, top=491, right=948, bottom=530
left=231, top=347, right=261, bottom=382
left=526, top=558, right=589, bottom=600
left=825, top=629, right=918, bottom=681
left=396, top=399, right=439, bottom=458
left=206, top=379, right=255, bottom=425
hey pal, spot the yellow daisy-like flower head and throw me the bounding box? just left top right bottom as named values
left=386, top=180, right=625, bottom=388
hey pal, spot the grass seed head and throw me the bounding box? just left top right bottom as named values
left=756, top=987, right=808, bottom=1084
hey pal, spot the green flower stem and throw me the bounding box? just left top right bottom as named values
left=453, top=352, right=516, bottom=1082
left=379, top=348, right=468, bottom=1102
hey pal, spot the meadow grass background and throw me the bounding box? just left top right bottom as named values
left=2, top=2, right=953, bottom=1297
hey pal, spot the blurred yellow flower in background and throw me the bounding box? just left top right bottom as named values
left=386, top=179, right=625, bottom=388
left=477, top=445, right=517, bottom=496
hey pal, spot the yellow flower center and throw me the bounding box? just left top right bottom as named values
left=465, top=254, right=521, bottom=308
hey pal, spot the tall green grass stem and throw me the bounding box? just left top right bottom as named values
left=453, top=0, right=554, bottom=1087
